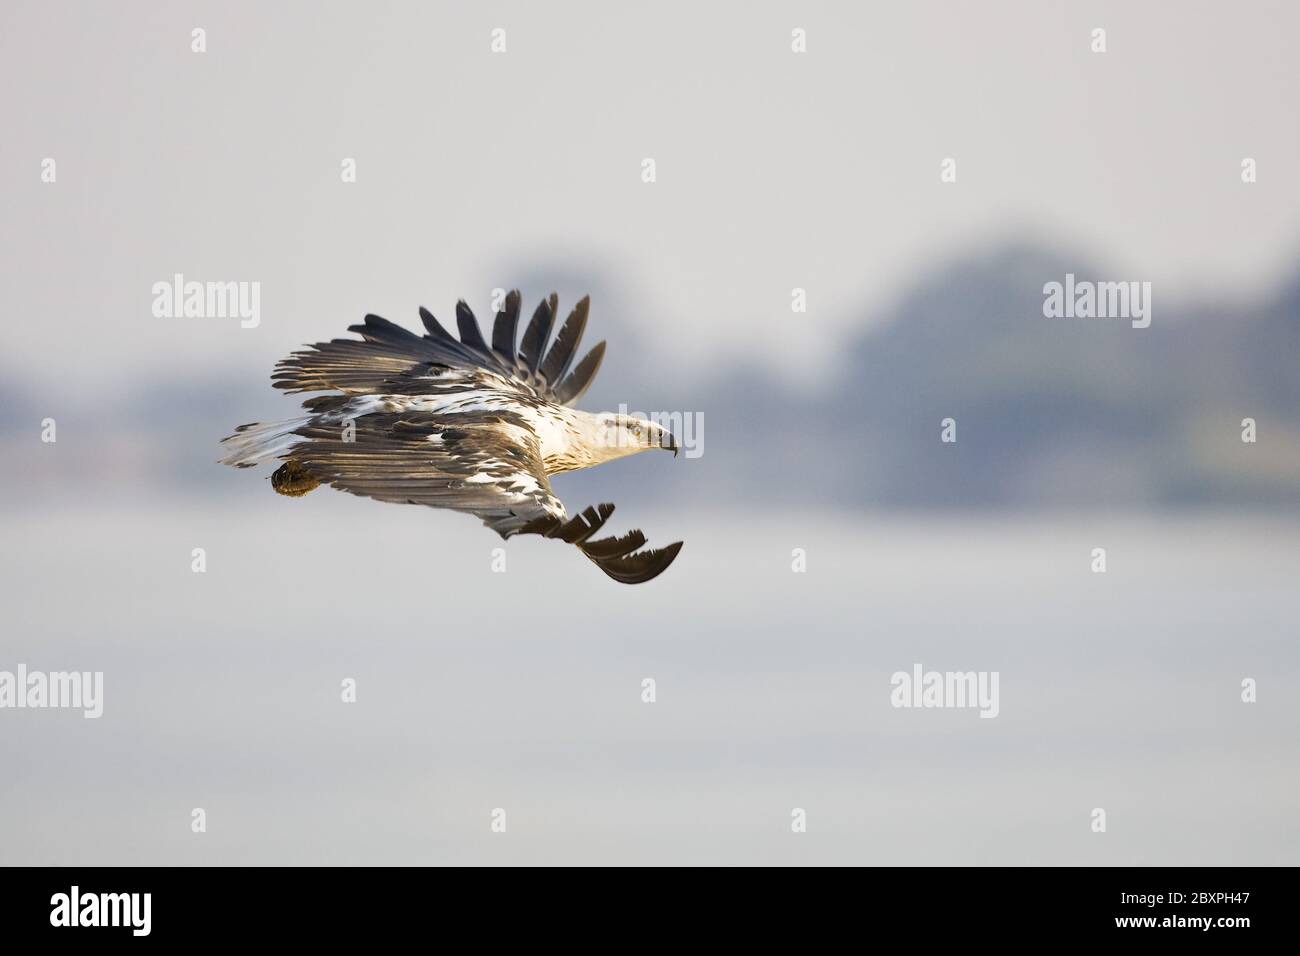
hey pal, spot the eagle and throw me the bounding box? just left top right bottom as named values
left=219, top=291, right=682, bottom=584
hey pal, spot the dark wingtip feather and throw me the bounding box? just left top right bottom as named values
left=540, top=295, right=589, bottom=385
left=492, top=290, right=521, bottom=362
left=591, top=540, right=683, bottom=584
left=518, top=296, right=556, bottom=375
left=582, top=529, right=648, bottom=560
left=516, top=500, right=679, bottom=584
left=350, top=314, right=416, bottom=342
left=419, top=306, right=457, bottom=343
left=455, top=300, right=490, bottom=353
left=551, top=502, right=614, bottom=544
left=553, top=340, right=606, bottom=405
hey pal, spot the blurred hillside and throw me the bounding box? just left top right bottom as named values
left=3, top=239, right=1298, bottom=511
left=657, top=242, right=1300, bottom=511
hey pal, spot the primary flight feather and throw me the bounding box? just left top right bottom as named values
left=219, top=291, right=682, bottom=584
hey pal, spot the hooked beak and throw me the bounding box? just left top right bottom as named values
left=660, top=432, right=679, bottom=457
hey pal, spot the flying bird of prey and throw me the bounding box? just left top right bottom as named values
left=220, top=291, right=682, bottom=583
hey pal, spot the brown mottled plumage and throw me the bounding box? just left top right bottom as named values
left=220, top=291, right=682, bottom=584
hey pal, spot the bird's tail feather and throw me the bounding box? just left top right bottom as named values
left=218, top=416, right=311, bottom=469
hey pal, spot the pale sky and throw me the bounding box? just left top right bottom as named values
left=3, top=0, right=1298, bottom=390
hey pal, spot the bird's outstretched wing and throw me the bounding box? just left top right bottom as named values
left=280, top=411, right=681, bottom=584
left=282, top=410, right=561, bottom=527
left=272, top=291, right=605, bottom=407
left=515, top=503, right=683, bottom=585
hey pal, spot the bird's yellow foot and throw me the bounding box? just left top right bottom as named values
left=271, top=461, right=320, bottom=497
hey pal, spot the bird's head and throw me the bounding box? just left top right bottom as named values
left=592, top=413, right=678, bottom=461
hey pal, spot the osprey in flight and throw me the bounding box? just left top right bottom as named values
left=220, top=291, right=682, bottom=583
